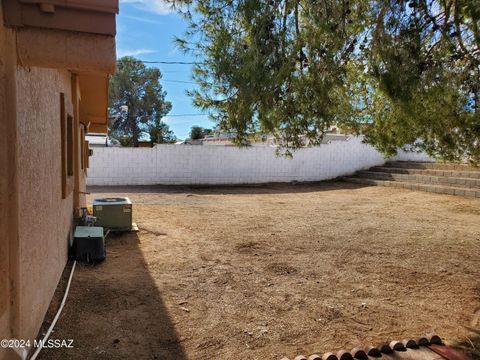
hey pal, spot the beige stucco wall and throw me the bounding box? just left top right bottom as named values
left=16, top=27, right=116, bottom=74
left=0, top=6, right=18, bottom=359
left=1, top=18, right=88, bottom=357
left=1, top=4, right=108, bottom=357
left=15, top=66, right=76, bottom=344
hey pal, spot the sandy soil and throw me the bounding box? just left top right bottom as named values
left=39, top=182, right=480, bottom=360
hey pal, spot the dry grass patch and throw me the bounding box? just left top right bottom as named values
left=40, top=183, right=480, bottom=360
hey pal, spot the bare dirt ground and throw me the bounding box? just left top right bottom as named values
left=39, top=182, right=480, bottom=360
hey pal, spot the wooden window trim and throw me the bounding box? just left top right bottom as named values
left=60, top=93, right=74, bottom=199
left=84, top=140, right=90, bottom=171
left=67, top=114, right=74, bottom=176
left=80, top=128, right=85, bottom=171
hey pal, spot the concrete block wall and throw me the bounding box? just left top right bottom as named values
left=88, top=136, right=391, bottom=186
left=390, top=149, right=434, bottom=162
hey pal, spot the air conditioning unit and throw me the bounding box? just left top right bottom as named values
left=93, top=197, right=132, bottom=231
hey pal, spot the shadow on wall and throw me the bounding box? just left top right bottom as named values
left=37, top=232, right=187, bottom=360
left=87, top=181, right=372, bottom=197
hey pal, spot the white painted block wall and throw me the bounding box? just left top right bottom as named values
left=86, top=136, right=429, bottom=186
left=390, top=149, right=434, bottom=162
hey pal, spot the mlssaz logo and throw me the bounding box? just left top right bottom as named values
left=34, top=339, right=74, bottom=349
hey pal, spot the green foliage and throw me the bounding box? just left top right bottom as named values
left=189, top=126, right=212, bottom=139
left=149, top=121, right=177, bottom=144
left=109, top=56, right=173, bottom=147
left=360, top=0, right=480, bottom=162
left=173, top=0, right=480, bottom=161
left=117, top=135, right=134, bottom=147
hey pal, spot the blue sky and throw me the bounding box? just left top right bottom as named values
left=117, top=0, right=213, bottom=140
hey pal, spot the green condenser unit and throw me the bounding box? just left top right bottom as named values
left=93, top=197, right=132, bottom=231
left=72, top=226, right=105, bottom=263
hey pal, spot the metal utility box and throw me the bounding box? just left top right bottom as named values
left=72, top=226, right=105, bottom=263
left=93, top=197, right=132, bottom=231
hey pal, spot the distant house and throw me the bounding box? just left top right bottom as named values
left=86, top=133, right=111, bottom=147
left=0, top=1, right=118, bottom=358
left=177, top=132, right=271, bottom=146
left=138, top=140, right=155, bottom=147
left=202, top=133, right=249, bottom=146
left=178, top=130, right=350, bottom=147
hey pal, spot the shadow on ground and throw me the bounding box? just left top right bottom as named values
left=38, top=232, right=187, bottom=360
left=87, top=180, right=370, bottom=196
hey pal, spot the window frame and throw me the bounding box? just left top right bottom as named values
left=60, top=93, right=74, bottom=199
left=80, top=127, right=85, bottom=171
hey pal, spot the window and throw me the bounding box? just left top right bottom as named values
left=60, top=93, right=74, bottom=199
left=67, top=114, right=74, bottom=176
left=84, top=140, right=90, bottom=170
left=80, top=128, right=84, bottom=170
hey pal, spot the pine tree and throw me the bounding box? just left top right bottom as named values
left=109, top=57, right=174, bottom=147
left=174, top=0, right=480, bottom=161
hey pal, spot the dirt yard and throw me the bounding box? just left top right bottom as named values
left=39, top=182, right=480, bottom=360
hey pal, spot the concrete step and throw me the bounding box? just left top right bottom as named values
left=385, top=161, right=480, bottom=172
left=342, top=176, right=480, bottom=198
left=370, top=166, right=480, bottom=179
left=357, top=171, right=480, bottom=189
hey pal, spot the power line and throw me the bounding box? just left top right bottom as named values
left=167, top=113, right=210, bottom=117
left=141, top=60, right=200, bottom=65
left=162, top=79, right=197, bottom=84
left=120, top=57, right=203, bottom=65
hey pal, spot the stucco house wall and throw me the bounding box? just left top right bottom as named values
left=0, top=32, right=82, bottom=357
left=0, top=1, right=117, bottom=357
left=0, top=9, right=17, bottom=358
left=15, top=67, right=76, bottom=343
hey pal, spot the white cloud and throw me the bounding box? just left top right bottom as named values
left=117, top=48, right=156, bottom=57
left=120, top=0, right=175, bottom=15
